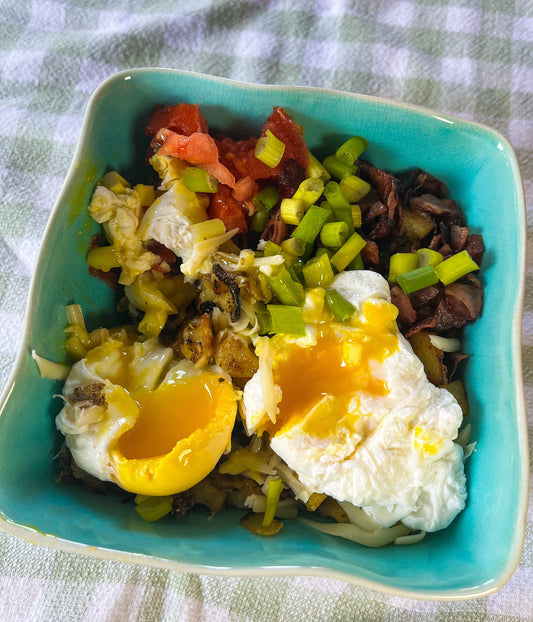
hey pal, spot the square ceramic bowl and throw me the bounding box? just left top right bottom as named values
left=0, top=69, right=527, bottom=600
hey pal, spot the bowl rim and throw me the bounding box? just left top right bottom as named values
left=0, top=67, right=528, bottom=601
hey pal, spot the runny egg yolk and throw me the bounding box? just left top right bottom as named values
left=264, top=300, right=399, bottom=439
left=118, top=375, right=220, bottom=460
left=80, top=340, right=238, bottom=497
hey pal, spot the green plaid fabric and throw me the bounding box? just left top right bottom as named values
left=0, top=0, right=531, bottom=620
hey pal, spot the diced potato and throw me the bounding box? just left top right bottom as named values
left=400, top=208, right=434, bottom=241
left=409, top=331, right=448, bottom=386
left=442, top=379, right=469, bottom=415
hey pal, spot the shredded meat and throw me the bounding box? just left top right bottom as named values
left=390, top=285, right=416, bottom=326
left=360, top=240, right=379, bottom=265
left=278, top=157, right=306, bottom=198
left=261, top=208, right=287, bottom=245
left=409, top=194, right=458, bottom=218
left=434, top=283, right=483, bottom=331
left=66, top=383, right=106, bottom=408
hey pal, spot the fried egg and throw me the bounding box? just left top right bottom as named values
left=56, top=337, right=239, bottom=496
left=242, top=270, right=466, bottom=533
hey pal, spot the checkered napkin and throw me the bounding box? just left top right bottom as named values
left=0, top=1, right=531, bottom=620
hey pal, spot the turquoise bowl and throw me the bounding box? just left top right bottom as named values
left=0, top=69, right=527, bottom=599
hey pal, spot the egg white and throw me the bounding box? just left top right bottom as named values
left=242, top=270, right=467, bottom=533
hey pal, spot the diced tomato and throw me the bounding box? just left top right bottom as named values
left=215, top=107, right=309, bottom=183
left=263, top=107, right=309, bottom=170
left=156, top=129, right=219, bottom=162
left=209, top=185, right=248, bottom=233
left=155, top=129, right=235, bottom=188
left=232, top=176, right=258, bottom=202
left=145, top=103, right=208, bottom=137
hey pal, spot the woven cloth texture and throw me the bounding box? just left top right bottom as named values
left=0, top=1, right=531, bottom=620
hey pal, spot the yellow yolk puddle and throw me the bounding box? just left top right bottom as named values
left=117, top=375, right=218, bottom=459
left=265, top=324, right=398, bottom=438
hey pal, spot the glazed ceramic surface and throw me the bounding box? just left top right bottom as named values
left=0, top=69, right=527, bottom=599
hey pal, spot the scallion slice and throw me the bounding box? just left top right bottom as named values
left=416, top=248, right=443, bottom=268
left=330, top=232, right=367, bottom=272
left=335, top=136, right=368, bottom=166
left=255, top=129, right=285, bottom=168
left=351, top=204, right=362, bottom=228
left=322, top=155, right=357, bottom=180
left=252, top=185, right=280, bottom=212
left=291, top=205, right=331, bottom=244
left=306, top=152, right=331, bottom=182
left=263, top=241, right=283, bottom=257
left=292, top=178, right=325, bottom=208
left=266, top=266, right=305, bottom=306
left=181, top=166, right=219, bottom=193
left=325, top=290, right=356, bottom=322
left=339, top=175, right=371, bottom=203
left=262, top=478, right=283, bottom=527
left=267, top=304, right=306, bottom=335
left=302, top=253, right=335, bottom=288
left=281, top=237, right=306, bottom=257
left=320, top=221, right=349, bottom=248
left=190, top=218, right=226, bottom=241
left=434, top=250, right=479, bottom=285
left=280, top=198, right=305, bottom=225
left=250, top=208, right=269, bottom=232
left=389, top=252, right=418, bottom=283
left=396, top=265, right=439, bottom=294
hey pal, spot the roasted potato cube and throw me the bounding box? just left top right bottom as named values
left=409, top=331, right=448, bottom=386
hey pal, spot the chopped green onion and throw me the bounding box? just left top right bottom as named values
left=267, top=304, right=306, bottom=335
left=351, top=204, right=362, bottom=228
left=263, top=241, right=283, bottom=257
left=322, top=155, right=357, bottom=180
left=281, top=237, right=306, bottom=257
left=389, top=252, right=418, bottom=282
left=287, top=258, right=304, bottom=283
left=292, top=178, right=325, bottom=209
left=339, top=175, right=371, bottom=203
left=256, top=309, right=272, bottom=334
left=335, top=136, right=368, bottom=166
left=190, top=218, right=226, bottom=241
left=434, top=250, right=479, bottom=285
left=324, top=181, right=350, bottom=210
left=255, top=129, right=285, bottom=168
left=306, top=152, right=331, bottom=182
left=320, top=221, right=349, bottom=248
left=181, top=166, right=219, bottom=193
left=397, top=265, right=439, bottom=294
left=291, top=205, right=331, bottom=244
left=330, top=232, right=367, bottom=272
left=135, top=496, right=173, bottom=522
left=302, top=253, right=335, bottom=288
left=325, top=290, right=356, bottom=322
left=250, top=208, right=270, bottom=232
left=267, top=266, right=305, bottom=306
left=315, top=247, right=333, bottom=259
left=252, top=185, right=280, bottom=212
left=324, top=182, right=354, bottom=234
left=262, top=478, right=283, bottom=527
left=347, top=252, right=364, bottom=270
left=416, top=248, right=444, bottom=268
left=280, top=198, right=305, bottom=225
